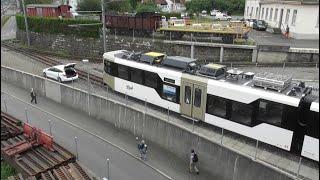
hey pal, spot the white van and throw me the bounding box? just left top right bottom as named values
left=215, top=13, right=232, bottom=21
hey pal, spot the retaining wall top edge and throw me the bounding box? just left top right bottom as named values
left=163, top=40, right=257, bottom=49
left=289, top=47, right=319, bottom=53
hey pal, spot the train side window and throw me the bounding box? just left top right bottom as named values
left=206, top=94, right=227, bottom=118
left=130, top=68, right=144, bottom=84
left=185, top=86, right=191, bottom=104
left=194, top=88, right=202, bottom=107
left=257, top=100, right=283, bottom=127
left=144, top=71, right=158, bottom=89
left=306, top=112, right=319, bottom=139
left=118, top=64, right=130, bottom=80
left=230, top=101, right=252, bottom=126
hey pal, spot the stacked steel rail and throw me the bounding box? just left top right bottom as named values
left=1, top=42, right=103, bottom=85
left=1, top=112, right=23, bottom=140
left=1, top=112, right=92, bottom=180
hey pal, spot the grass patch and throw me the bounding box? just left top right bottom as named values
left=1, top=161, right=17, bottom=180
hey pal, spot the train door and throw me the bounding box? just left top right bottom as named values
left=180, top=79, right=207, bottom=121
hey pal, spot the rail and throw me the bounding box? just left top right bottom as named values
left=1, top=42, right=103, bottom=86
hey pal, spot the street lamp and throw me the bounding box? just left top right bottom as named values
left=82, top=59, right=90, bottom=116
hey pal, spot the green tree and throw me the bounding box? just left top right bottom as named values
left=77, top=0, right=101, bottom=11
left=136, top=1, right=160, bottom=13
left=186, top=0, right=245, bottom=15
left=106, top=0, right=132, bottom=12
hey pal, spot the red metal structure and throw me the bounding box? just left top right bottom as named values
left=3, top=123, right=54, bottom=157
left=26, top=4, right=72, bottom=18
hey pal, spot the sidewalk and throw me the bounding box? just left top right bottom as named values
left=1, top=80, right=212, bottom=180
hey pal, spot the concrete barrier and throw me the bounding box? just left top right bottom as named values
left=1, top=66, right=294, bottom=180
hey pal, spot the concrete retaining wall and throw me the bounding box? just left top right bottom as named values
left=16, top=30, right=319, bottom=64
left=1, top=66, right=294, bottom=180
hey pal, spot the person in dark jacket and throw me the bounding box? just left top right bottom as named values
left=30, top=88, right=37, bottom=104
left=138, top=140, right=148, bottom=160
left=189, top=149, right=199, bottom=174
left=285, top=25, right=290, bottom=38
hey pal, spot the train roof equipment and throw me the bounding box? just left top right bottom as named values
left=140, top=52, right=166, bottom=64
left=198, top=63, right=227, bottom=79
left=253, top=72, right=292, bottom=92
left=108, top=50, right=318, bottom=102
left=162, top=56, right=198, bottom=72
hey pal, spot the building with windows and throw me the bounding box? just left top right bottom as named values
left=244, top=0, right=319, bottom=39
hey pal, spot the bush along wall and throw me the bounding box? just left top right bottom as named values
left=15, top=14, right=102, bottom=38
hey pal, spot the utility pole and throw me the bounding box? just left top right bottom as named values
left=21, top=0, right=30, bottom=47
left=101, top=0, right=106, bottom=53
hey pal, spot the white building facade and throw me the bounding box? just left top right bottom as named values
left=244, top=0, right=319, bottom=39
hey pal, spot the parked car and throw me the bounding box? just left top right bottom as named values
left=215, top=13, right=232, bottom=21
left=253, top=20, right=268, bottom=31
left=210, top=9, right=220, bottom=16
left=43, top=63, right=78, bottom=82
left=245, top=19, right=257, bottom=28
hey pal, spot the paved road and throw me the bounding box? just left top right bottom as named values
left=248, top=29, right=319, bottom=48
left=2, top=81, right=211, bottom=180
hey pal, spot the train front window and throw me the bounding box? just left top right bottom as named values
left=185, top=86, right=191, bottom=104
left=257, top=100, right=283, bottom=127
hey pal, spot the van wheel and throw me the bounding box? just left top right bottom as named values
left=43, top=72, right=47, bottom=78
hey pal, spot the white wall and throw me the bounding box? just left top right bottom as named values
left=259, top=3, right=319, bottom=39
left=244, top=0, right=261, bottom=19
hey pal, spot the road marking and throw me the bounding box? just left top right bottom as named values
left=1, top=91, right=173, bottom=180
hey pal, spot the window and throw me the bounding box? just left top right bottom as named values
left=265, top=8, right=269, bottom=20
left=145, top=71, right=158, bottom=89
left=194, top=88, right=202, bottom=107
left=269, top=8, right=273, bottom=21
left=274, top=8, right=278, bottom=22
left=251, top=7, right=253, bottom=17
left=230, top=101, right=253, bottom=126
left=247, top=7, right=249, bottom=16
left=36, top=8, right=42, bottom=16
left=317, top=12, right=319, bottom=27
left=256, top=7, right=259, bottom=18
left=118, top=64, right=130, bottom=80
left=291, top=10, right=297, bottom=26
left=257, top=100, right=283, bottom=127
left=206, top=94, right=227, bottom=118
left=285, top=9, right=290, bottom=24
left=104, top=61, right=118, bottom=76
left=130, top=68, right=144, bottom=84
left=185, top=86, right=191, bottom=104
left=261, top=8, right=264, bottom=19
left=162, top=84, right=178, bottom=102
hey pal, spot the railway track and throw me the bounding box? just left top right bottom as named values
left=1, top=112, right=23, bottom=140
left=1, top=42, right=103, bottom=86
left=1, top=112, right=93, bottom=180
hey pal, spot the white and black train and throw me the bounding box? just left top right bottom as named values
left=103, top=50, right=319, bottom=162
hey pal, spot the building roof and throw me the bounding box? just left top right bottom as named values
left=26, top=4, right=72, bottom=8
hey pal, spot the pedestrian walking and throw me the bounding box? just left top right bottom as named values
left=285, top=25, right=290, bottom=38
left=137, top=140, right=148, bottom=160
left=189, top=149, right=199, bottom=175
left=30, top=88, right=37, bottom=104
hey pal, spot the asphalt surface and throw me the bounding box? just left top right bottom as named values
left=1, top=80, right=215, bottom=180
left=1, top=11, right=16, bottom=40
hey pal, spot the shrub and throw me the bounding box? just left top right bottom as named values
left=16, top=14, right=102, bottom=38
